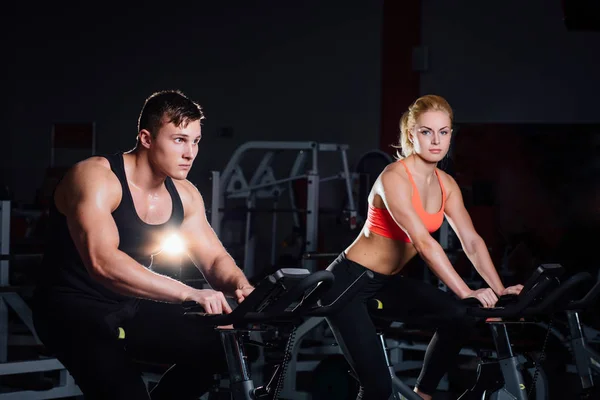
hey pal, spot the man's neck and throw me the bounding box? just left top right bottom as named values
left=124, top=150, right=167, bottom=192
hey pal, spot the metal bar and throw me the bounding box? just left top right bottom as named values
left=289, top=151, right=307, bottom=229
left=248, top=151, right=275, bottom=186
left=211, top=171, right=221, bottom=236
left=340, top=148, right=356, bottom=213
left=224, top=166, right=249, bottom=198
left=219, top=330, right=253, bottom=395
left=270, top=199, right=278, bottom=266
left=319, top=174, right=344, bottom=183
left=0, top=298, right=7, bottom=363
left=590, top=353, right=600, bottom=373
left=310, top=145, right=318, bottom=175
left=2, top=292, right=41, bottom=344
left=490, top=324, right=528, bottom=400
left=0, top=358, right=71, bottom=376
left=567, top=310, right=595, bottom=389
left=318, top=143, right=349, bottom=151
left=0, top=201, right=9, bottom=364
left=1, top=201, right=9, bottom=287
left=243, top=195, right=255, bottom=277
left=303, top=173, right=319, bottom=271
left=379, top=334, right=391, bottom=366
left=0, top=385, right=83, bottom=400
left=490, top=323, right=514, bottom=360
left=220, top=141, right=318, bottom=188
left=226, top=174, right=308, bottom=196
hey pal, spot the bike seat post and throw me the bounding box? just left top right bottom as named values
left=219, top=329, right=255, bottom=399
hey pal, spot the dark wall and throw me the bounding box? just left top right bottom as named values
left=3, top=1, right=383, bottom=204
left=420, top=0, right=600, bottom=122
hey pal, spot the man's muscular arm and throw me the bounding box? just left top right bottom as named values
left=60, top=160, right=231, bottom=312
left=177, top=181, right=253, bottom=299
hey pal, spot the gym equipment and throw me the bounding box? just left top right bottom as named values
left=367, top=264, right=592, bottom=400
left=458, top=265, right=594, bottom=400
left=210, top=141, right=358, bottom=276
left=560, top=275, right=600, bottom=398
left=352, top=149, right=393, bottom=223
left=0, top=200, right=81, bottom=399
left=361, top=310, right=425, bottom=400
left=184, top=266, right=374, bottom=400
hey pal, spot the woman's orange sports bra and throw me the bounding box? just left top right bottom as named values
left=365, top=160, right=446, bottom=243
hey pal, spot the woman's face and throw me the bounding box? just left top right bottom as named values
left=410, top=110, right=452, bottom=162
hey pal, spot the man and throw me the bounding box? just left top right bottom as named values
left=32, top=90, right=254, bottom=399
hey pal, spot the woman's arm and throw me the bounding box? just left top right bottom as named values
left=442, top=175, right=505, bottom=295
left=377, top=168, right=472, bottom=299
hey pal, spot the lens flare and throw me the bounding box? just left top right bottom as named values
left=161, top=233, right=186, bottom=255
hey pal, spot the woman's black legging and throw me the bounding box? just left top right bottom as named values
left=322, top=253, right=477, bottom=400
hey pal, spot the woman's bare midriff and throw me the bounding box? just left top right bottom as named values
left=344, top=231, right=417, bottom=276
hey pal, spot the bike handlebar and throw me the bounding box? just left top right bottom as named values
left=184, top=268, right=373, bottom=326
left=564, top=275, right=600, bottom=311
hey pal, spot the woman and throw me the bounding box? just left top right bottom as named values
left=322, top=94, right=523, bottom=400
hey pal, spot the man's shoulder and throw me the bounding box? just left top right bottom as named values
left=56, top=157, right=121, bottom=208
left=63, top=157, right=119, bottom=189
left=171, top=179, right=206, bottom=219
left=172, top=179, right=203, bottom=203
left=70, top=156, right=112, bottom=176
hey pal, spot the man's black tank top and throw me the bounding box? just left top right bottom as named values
left=37, top=152, right=185, bottom=304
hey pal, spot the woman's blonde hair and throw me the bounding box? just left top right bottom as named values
left=393, top=94, right=453, bottom=159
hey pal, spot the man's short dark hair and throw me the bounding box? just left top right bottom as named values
left=137, top=90, right=204, bottom=137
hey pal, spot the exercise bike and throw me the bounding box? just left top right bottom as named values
left=556, top=273, right=600, bottom=399
left=367, top=264, right=591, bottom=400
left=458, top=264, right=594, bottom=400
left=183, top=267, right=410, bottom=400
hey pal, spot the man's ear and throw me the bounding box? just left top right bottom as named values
left=138, top=129, right=153, bottom=149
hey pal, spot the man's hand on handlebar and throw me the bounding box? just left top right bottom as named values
left=235, top=285, right=255, bottom=304
left=465, top=288, right=498, bottom=308
left=184, top=289, right=233, bottom=314
left=499, top=284, right=524, bottom=296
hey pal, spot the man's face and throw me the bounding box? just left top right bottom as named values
left=147, top=119, right=202, bottom=180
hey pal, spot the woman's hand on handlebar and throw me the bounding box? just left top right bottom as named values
left=500, top=284, right=524, bottom=296
left=184, top=289, right=233, bottom=314
left=465, top=288, right=498, bottom=308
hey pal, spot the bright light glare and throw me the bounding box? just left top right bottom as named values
left=161, top=233, right=186, bottom=255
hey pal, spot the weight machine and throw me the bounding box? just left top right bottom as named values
left=0, top=200, right=81, bottom=399
left=210, top=141, right=358, bottom=277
